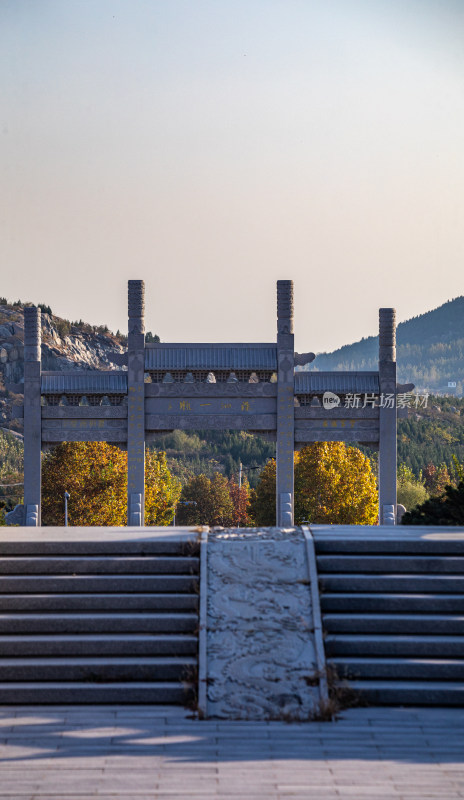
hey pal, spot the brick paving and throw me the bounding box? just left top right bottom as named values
left=0, top=705, right=462, bottom=798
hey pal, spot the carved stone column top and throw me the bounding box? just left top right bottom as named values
left=24, top=306, right=41, bottom=362
left=294, top=352, right=315, bottom=367
left=379, top=307, right=396, bottom=363
left=128, top=280, right=145, bottom=335
left=277, top=280, right=294, bottom=334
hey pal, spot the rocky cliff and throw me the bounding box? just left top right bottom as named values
left=0, top=304, right=127, bottom=433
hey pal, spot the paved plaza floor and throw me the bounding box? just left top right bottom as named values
left=0, top=704, right=462, bottom=799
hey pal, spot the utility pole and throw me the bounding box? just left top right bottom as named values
left=64, top=491, right=70, bottom=527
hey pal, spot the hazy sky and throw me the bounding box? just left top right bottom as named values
left=2, top=0, right=464, bottom=352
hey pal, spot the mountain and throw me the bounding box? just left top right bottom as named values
left=310, top=296, right=464, bottom=396
left=1, top=297, right=464, bottom=511
left=0, top=303, right=127, bottom=383
left=0, top=301, right=130, bottom=433
left=397, top=395, right=464, bottom=476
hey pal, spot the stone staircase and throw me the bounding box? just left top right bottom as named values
left=314, top=527, right=464, bottom=706
left=0, top=529, right=200, bottom=703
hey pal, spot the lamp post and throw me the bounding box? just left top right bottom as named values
left=237, top=464, right=260, bottom=486
left=64, top=491, right=70, bottom=527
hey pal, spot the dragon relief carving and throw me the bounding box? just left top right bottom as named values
left=206, top=533, right=320, bottom=719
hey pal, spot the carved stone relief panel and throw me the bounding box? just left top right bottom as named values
left=145, top=383, right=278, bottom=397
left=206, top=529, right=320, bottom=720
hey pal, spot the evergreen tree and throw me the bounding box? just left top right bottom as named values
left=402, top=482, right=464, bottom=525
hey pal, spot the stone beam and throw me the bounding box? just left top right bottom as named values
left=145, top=396, right=276, bottom=416
left=42, top=407, right=127, bottom=419
left=145, top=413, right=276, bottom=431
left=145, top=383, right=277, bottom=398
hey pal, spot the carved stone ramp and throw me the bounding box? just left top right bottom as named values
left=0, top=528, right=200, bottom=704
left=312, top=525, right=464, bottom=706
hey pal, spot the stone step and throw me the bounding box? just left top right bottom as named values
left=333, top=657, right=464, bottom=681
left=0, top=531, right=200, bottom=705
left=315, top=533, right=464, bottom=707
left=348, top=680, right=464, bottom=706
left=323, top=613, right=464, bottom=635
left=0, top=532, right=199, bottom=556
left=0, top=633, right=198, bottom=657
left=326, top=634, right=464, bottom=658
left=0, top=556, right=199, bottom=575
left=0, top=574, right=199, bottom=594
left=0, top=612, right=198, bottom=635
left=321, top=592, right=464, bottom=614
left=0, top=681, right=191, bottom=704
left=319, top=574, right=464, bottom=593
left=0, top=656, right=196, bottom=682
left=313, top=534, right=464, bottom=555
left=317, top=555, right=464, bottom=574
left=0, top=593, right=198, bottom=612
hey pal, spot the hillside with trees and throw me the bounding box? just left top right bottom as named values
left=2, top=294, right=464, bottom=522
left=310, top=296, right=464, bottom=395
left=150, top=430, right=275, bottom=487
left=397, top=395, right=464, bottom=475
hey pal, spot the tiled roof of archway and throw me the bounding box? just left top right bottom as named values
left=144, top=345, right=278, bottom=371
left=294, top=371, right=379, bottom=394
left=41, top=372, right=127, bottom=394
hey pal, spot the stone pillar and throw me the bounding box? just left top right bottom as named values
left=378, top=308, right=397, bottom=525
left=127, top=280, right=145, bottom=526
left=276, top=280, right=295, bottom=527
left=23, top=307, right=42, bottom=526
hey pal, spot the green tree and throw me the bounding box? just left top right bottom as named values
left=397, top=463, right=428, bottom=511
left=42, top=442, right=180, bottom=526
left=250, top=444, right=378, bottom=525
left=451, top=455, right=464, bottom=484
left=249, top=459, right=277, bottom=525
left=177, top=472, right=234, bottom=526
left=0, top=430, right=24, bottom=510
left=402, top=481, right=464, bottom=525
left=397, top=482, right=428, bottom=512
left=55, top=318, right=71, bottom=338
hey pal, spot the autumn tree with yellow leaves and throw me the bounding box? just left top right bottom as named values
left=250, top=442, right=378, bottom=525
left=176, top=472, right=235, bottom=526
left=42, top=442, right=181, bottom=526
